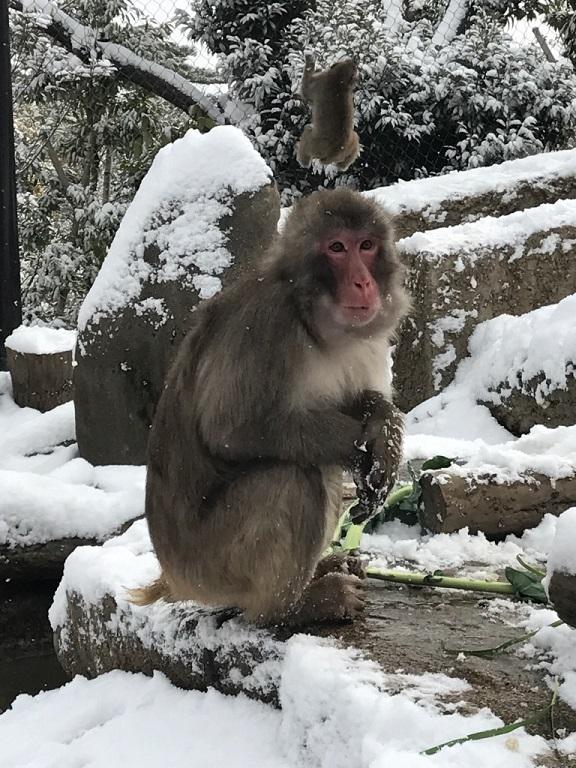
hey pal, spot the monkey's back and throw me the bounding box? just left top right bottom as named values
left=144, top=275, right=309, bottom=580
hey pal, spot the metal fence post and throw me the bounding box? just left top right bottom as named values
left=0, top=1, right=21, bottom=369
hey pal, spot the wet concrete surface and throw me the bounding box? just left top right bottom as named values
left=315, top=580, right=576, bottom=750
left=0, top=581, right=69, bottom=712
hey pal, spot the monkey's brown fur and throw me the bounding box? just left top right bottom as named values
left=297, top=56, right=360, bottom=171
left=131, top=189, right=409, bottom=626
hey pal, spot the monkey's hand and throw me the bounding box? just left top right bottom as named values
left=351, top=397, right=404, bottom=524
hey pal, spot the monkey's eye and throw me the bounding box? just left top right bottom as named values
left=360, top=239, right=374, bottom=250
left=329, top=241, right=345, bottom=253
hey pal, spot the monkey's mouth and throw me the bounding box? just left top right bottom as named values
left=341, top=305, right=378, bottom=325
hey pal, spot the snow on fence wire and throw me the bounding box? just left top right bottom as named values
left=6, top=0, right=576, bottom=324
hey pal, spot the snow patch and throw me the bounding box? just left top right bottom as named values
left=398, top=198, right=576, bottom=263
left=546, top=507, right=576, bottom=579
left=5, top=325, right=76, bottom=355
left=370, top=147, right=576, bottom=218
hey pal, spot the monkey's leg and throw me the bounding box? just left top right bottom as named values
left=296, top=125, right=315, bottom=168
left=335, top=132, right=360, bottom=171
left=213, top=463, right=364, bottom=626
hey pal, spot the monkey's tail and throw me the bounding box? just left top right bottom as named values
left=127, top=575, right=171, bottom=605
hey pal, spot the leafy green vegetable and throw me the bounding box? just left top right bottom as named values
left=444, top=619, right=563, bottom=659
left=422, top=687, right=558, bottom=755
left=504, top=567, right=548, bottom=603
left=421, top=455, right=456, bottom=471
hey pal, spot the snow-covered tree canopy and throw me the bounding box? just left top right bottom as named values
left=184, top=0, right=576, bottom=202
left=10, top=0, right=223, bottom=325
left=9, top=0, right=576, bottom=323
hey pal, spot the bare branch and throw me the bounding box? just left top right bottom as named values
left=533, top=27, right=556, bottom=63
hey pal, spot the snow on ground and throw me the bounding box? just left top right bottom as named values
left=8, top=515, right=554, bottom=768
left=0, top=658, right=548, bottom=768
left=0, top=372, right=143, bottom=547
left=364, top=514, right=558, bottom=578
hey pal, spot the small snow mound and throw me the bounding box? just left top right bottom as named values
left=5, top=325, right=76, bottom=355
left=546, top=507, right=576, bottom=579
left=77, top=126, right=273, bottom=331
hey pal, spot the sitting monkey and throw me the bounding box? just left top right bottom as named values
left=296, top=55, right=360, bottom=171
left=131, top=189, right=409, bottom=626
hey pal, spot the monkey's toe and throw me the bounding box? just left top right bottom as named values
left=345, top=555, right=367, bottom=579
left=338, top=575, right=365, bottom=620
left=314, top=553, right=367, bottom=580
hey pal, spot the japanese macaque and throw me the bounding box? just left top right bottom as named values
left=131, top=188, right=409, bottom=626
left=296, top=55, right=360, bottom=171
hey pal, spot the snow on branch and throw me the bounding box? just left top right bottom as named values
left=431, top=0, right=471, bottom=47
left=11, top=0, right=227, bottom=125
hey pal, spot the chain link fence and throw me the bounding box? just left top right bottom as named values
left=3, top=0, right=576, bottom=327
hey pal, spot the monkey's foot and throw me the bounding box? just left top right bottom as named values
left=314, top=553, right=366, bottom=580
left=291, top=573, right=365, bottom=625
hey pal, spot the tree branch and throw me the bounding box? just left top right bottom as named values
left=431, top=0, right=471, bottom=47
left=45, top=137, right=72, bottom=190
left=10, top=0, right=227, bottom=124
left=533, top=26, right=556, bottom=63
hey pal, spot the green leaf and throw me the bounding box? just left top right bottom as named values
left=515, top=555, right=546, bottom=579
left=341, top=523, right=364, bottom=551
left=505, top=567, right=548, bottom=604
left=421, top=455, right=455, bottom=471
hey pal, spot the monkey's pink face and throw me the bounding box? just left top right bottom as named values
left=318, top=230, right=382, bottom=328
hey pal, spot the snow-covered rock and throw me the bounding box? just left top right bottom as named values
left=371, top=148, right=576, bottom=239
left=74, top=126, right=279, bottom=465
left=471, top=296, right=576, bottom=435
left=546, top=507, right=576, bottom=629
left=51, top=517, right=570, bottom=762
left=395, top=198, right=576, bottom=410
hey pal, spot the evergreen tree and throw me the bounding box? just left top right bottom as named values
left=11, top=0, right=199, bottom=324
left=184, top=0, right=576, bottom=202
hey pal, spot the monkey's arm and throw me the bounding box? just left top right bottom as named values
left=347, top=390, right=404, bottom=523
left=203, top=407, right=363, bottom=468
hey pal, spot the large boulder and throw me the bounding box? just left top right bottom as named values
left=370, top=148, right=576, bottom=239
left=75, top=126, right=280, bottom=466
left=394, top=199, right=576, bottom=412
